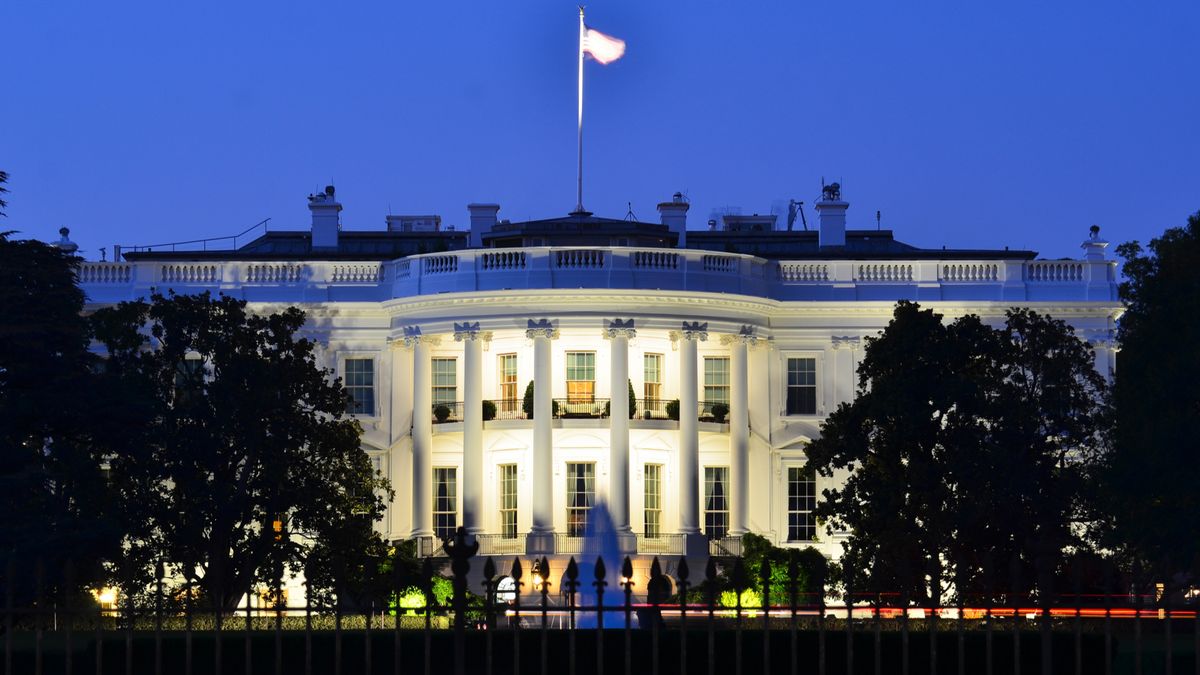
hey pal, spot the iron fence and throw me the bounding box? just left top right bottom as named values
left=2, top=530, right=1198, bottom=674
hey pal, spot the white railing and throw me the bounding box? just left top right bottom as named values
left=76, top=250, right=1115, bottom=304
left=1027, top=260, right=1085, bottom=282
left=78, top=263, right=131, bottom=284
left=245, top=263, right=304, bottom=283
left=777, top=263, right=829, bottom=282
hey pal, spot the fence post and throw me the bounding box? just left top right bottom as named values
left=482, top=557, right=496, bottom=675
left=510, top=558, right=523, bottom=675
left=565, top=557, right=578, bottom=674
left=445, top=526, right=479, bottom=675
left=760, top=556, right=771, bottom=672
left=594, top=556, right=606, bottom=675
left=706, top=557, right=717, bottom=675
left=420, top=557, right=434, bottom=675
left=393, top=547, right=405, bottom=675
left=677, top=557, right=689, bottom=675
left=622, top=556, right=634, bottom=675
left=650, top=557, right=664, bottom=675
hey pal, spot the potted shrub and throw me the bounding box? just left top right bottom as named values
left=482, top=399, right=497, bottom=421
left=665, top=399, right=680, bottom=421
left=711, top=403, right=729, bottom=424
left=433, top=403, right=451, bottom=423
left=522, top=381, right=535, bottom=419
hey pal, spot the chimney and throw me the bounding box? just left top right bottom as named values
left=468, top=203, right=500, bottom=248
left=308, top=185, right=342, bottom=251
left=657, top=192, right=689, bottom=247
left=1081, top=225, right=1109, bottom=261
left=815, top=182, right=848, bottom=248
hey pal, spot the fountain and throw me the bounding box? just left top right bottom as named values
left=571, top=499, right=639, bottom=628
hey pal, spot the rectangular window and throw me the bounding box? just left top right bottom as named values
left=344, top=358, right=375, bottom=415
left=433, top=467, right=457, bottom=541
left=173, top=357, right=204, bottom=405
left=499, top=464, right=518, bottom=539
left=498, top=354, right=518, bottom=417
left=786, top=357, right=818, bottom=415
left=565, top=462, right=595, bottom=537
left=565, top=352, right=596, bottom=403
left=787, top=466, right=817, bottom=542
left=703, top=357, right=730, bottom=405
left=432, top=358, right=457, bottom=405
left=704, top=466, right=729, bottom=540
left=644, top=464, right=662, bottom=538
left=644, top=353, right=663, bottom=414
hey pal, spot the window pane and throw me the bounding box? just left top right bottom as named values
left=433, top=468, right=457, bottom=541
left=344, top=358, right=375, bottom=415
left=786, top=357, right=817, bottom=415
left=499, top=464, right=518, bottom=538
left=704, top=467, right=729, bottom=540
left=787, top=465, right=817, bottom=542
left=703, top=357, right=730, bottom=404
left=432, top=357, right=457, bottom=404
left=566, top=462, right=595, bottom=537
left=644, top=464, right=662, bottom=538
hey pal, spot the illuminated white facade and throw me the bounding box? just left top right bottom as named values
left=77, top=187, right=1121, bottom=570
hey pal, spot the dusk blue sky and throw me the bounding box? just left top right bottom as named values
left=3, top=1, right=1197, bottom=261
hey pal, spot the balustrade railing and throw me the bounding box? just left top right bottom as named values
left=78, top=262, right=131, bottom=284
left=476, top=533, right=527, bottom=555
left=1027, top=260, right=1085, bottom=282
left=431, top=401, right=464, bottom=424
left=636, top=533, right=685, bottom=555
left=699, top=400, right=731, bottom=423
left=637, top=398, right=674, bottom=420
left=551, top=398, right=611, bottom=419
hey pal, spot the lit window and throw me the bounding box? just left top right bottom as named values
left=433, top=467, right=457, bottom=541
left=173, top=357, right=204, bottom=406
left=644, top=464, right=662, bottom=538
left=498, top=354, right=518, bottom=417
left=565, top=352, right=595, bottom=403
left=499, top=464, right=518, bottom=538
left=565, top=462, right=595, bottom=537
left=703, top=357, right=730, bottom=415
left=344, top=358, right=375, bottom=415
left=787, top=466, right=817, bottom=542
left=704, top=466, right=729, bottom=540
left=786, top=357, right=817, bottom=415
left=432, top=358, right=457, bottom=405
left=644, top=353, right=663, bottom=415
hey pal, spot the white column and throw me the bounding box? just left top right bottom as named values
left=729, top=334, right=750, bottom=537
left=606, top=320, right=635, bottom=550
left=409, top=334, right=434, bottom=538
left=676, top=322, right=707, bottom=556
left=456, top=323, right=487, bottom=536
left=527, top=320, right=558, bottom=554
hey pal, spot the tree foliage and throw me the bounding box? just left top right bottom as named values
left=1107, top=212, right=1200, bottom=580
left=91, top=292, right=392, bottom=610
left=0, top=232, right=117, bottom=597
left=806, top=302, right=1108, bottom=603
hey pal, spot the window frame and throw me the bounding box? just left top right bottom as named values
left=786, top=464, right=818, bottom=542
left=703, top=466, right=730, bottom=540
left=644, top=463, right=663, bottom=538
left=780, top=351, right=824, bottom=417
left=431, top=357, right=458, bottom=405
left=498, top=463, right=519, bottom=539
left=785, top=355, right=819, bottom=416
left=341, top=355, right=379, bottom=417
left=433, top=466, right=458, bottom=541
left=564, top=351, right=596, bottom=404
left=565, top=461, right=596, bottom=537
left=497, top=353, right=518, bottom=416
left=702, top=356, right=730, bottom=405
left=643, top=352, right=663, bottom=405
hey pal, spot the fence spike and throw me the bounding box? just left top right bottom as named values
left=483, top=556, right=496, bottom=581
left=565, top=557, right=579, bottom=593
left=594, top=555, right=607, bottom=585
left=510, top=557, right=523, bottom=583
left=705, top=556, right=718, bottom=583
left=621, top=556, right=634, bottom=585
left=677, top=556, right=690, bottom=583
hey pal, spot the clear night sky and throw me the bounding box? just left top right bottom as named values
left=3, top=1, right=1197, bottom=261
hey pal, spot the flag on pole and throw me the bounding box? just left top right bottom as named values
left=582, top=25, right=625, bottom=65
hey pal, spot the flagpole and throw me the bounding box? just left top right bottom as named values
left=575, top=6, right=585, bottom=214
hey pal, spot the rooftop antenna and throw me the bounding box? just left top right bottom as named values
left=876, top=210, right=881, bottom=231
left=624, top=201, right=638, bottom=222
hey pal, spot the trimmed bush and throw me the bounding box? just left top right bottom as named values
left=665, top=399, right=680, bottom=421
left=482, top=399, right=496, bottom=421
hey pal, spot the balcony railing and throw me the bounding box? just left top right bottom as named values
left=636, top=397, right=674, bottom=420
left=491, top=399, right=525, bottom=420
left=476, top=533, right=526, bottom=555
left=551, top=398, right=610, bottom=419
left=708, top=535, right=743, bottom=557
left=636, top=533, right=685, bottom=555
left=431, top=401, right=464, bottom=424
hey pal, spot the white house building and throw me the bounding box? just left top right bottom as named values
left=75, top=184, right=1121, bottom=583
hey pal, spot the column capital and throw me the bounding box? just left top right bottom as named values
left=525, top=318, right=560, bottom=340
left=453, top=321, right=493, bottom=343
left=604, top=318, right=637, bottom=340
left=670, top=321, right=708, bottom=344
left=394, top=326, right=441, bottom=349
left=720, top=325, right=764, bottom=348
left=831, top=335, right=862, bottom=350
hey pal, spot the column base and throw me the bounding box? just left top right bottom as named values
left=683, top=532, right=709, bottom=559
left=526, top=531, right=556, bottom=556
left=615, top=531, right=638, bottom=556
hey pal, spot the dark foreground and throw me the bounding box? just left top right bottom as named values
left=3, top=627, right=1196, bottom=675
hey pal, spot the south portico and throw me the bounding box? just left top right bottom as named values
left=395, top=315, right=763, bottom=560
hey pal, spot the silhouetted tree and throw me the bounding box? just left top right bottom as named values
left=807, top=302, right=1108, bottom=604
left=92, top=292, right=392, bottom=610
left=0, top=170, right=9, bottom=216
left=1106, top=212, right=1200, bottom=583
left=0, top=231, right=117, bottom=599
